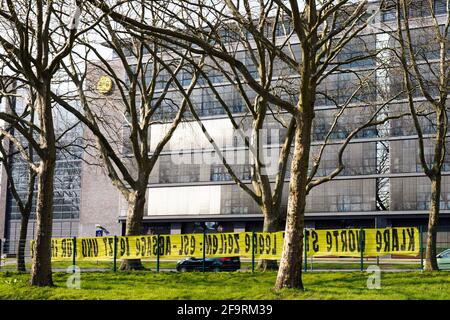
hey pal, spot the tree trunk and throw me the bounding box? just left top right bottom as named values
left=30, top=88, right=56, bottom=287
left=275, top=116, right=312, bottom=290
left=120, top=188, right=146, bottom=270
left=30, top=157, right=56, bottom=286
left=257, top=205, right=282, bottom=271
left=17, top=213, right=30, bottom=272
left=425, top=175, right=441, bottom=271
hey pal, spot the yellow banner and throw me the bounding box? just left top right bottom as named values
left=305, top=227, right=420, bottom=257
left=77, top=237, right=115, bottom=260
left=30, top=227, right=420, bottom=261
left=31, top=237, right=116, bottom=261
left=116, top=234, right=204, bottom=259
left=31, top=238, right=75, bottom=262
left=247, top=232, right=285, bottom=259
left=365, top=227, right=420, bottom=256
left=306, top=229, right=364, bottom=257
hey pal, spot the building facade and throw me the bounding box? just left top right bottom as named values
left=1, top=2, right=450, bottom=254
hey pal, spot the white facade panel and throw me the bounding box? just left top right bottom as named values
left=148, top=185, right=221, bottom=216
left=150, top=118, right=235, bottom=152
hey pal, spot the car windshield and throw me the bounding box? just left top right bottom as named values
left=440, top=250, right=450, bottom=258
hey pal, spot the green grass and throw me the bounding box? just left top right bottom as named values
left=0, top=271, right=448, bottom=300
left=0, top=259, right=421, bottom=271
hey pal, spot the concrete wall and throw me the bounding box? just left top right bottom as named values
left=79, top=160, right=123, bottom=237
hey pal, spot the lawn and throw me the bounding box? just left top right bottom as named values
left=0, top=271, right=448, bottom=300
left=0, top=259, right=421, bottom=271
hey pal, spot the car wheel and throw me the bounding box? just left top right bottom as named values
left=180, top=267, right=188, bottom=272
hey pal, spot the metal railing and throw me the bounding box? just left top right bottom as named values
left=1, top=227, right=448, bottom=273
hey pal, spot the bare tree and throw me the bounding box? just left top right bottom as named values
left=154, top=3, right=394, bottom=272
left=0, top=78, right=37, bottom=272
left=0, top=0, right=85, bottom=286
left=392, top=0, right=450, bottom=270
left=53, top=8, right=204, bottom=270
left=86, top=0, right=418, bottom=289
left=160, top=6, right=297, bottom=271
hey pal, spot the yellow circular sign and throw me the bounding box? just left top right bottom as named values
left=96, top=75, right=113, bottom=94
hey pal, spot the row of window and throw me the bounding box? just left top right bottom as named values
left=8, top=158, right=82, bottom=221
left=381, top=0, right=448, bottom=22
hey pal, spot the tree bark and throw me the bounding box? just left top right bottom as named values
left=120, top=187, right=146, bottom=270
left=275, top=115, right=313, bottom=290
left=17, top=213, right=30, bottom=272
left=30, top=157, right=56, bottom=286
left=425, top=175, right=441, bottom=271
left=30, top=88, right=56, bottom=287
left=257, top=204, right=282, bottom=271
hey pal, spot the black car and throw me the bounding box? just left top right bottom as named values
left=176, top=257, right=241, bottom=272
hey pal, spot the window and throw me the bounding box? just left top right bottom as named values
left=205, top=67, right=223, bottom=84
left=180, top=69, right=193, bottom=86
left=159, top=159, right=200, bottom=183
left=210, top=165, right=251, bottom=182
left=434, top=0, right=447, bottom=15
left=155, top=69, right=170, bottom=90
left=338, top=36, right=376, bottom=68
left=125, top=63, right=154, bottom=88
left=143, top=64, right=153, bottom=86
left=9, top=140, right=82, bottom=221
left=275, top=19, right=292, bottom=37
left=337, top=195, right=352, bottom=212
left=198, top=89, right=224, bottom=116
left=221, top=186, right=253, bottom=214
left=211, top=166, right=230, bottom=181
left=244, top=52, right=258, bottom=78
left=381, top=8, right=396, bottom=22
